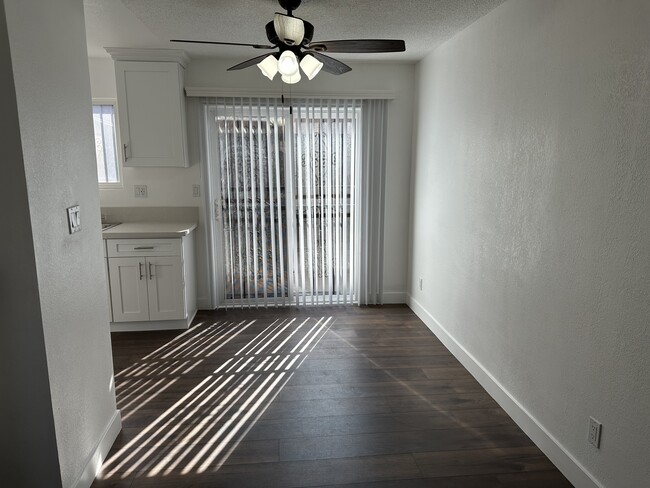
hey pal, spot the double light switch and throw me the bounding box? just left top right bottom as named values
left=67, top=205, right=81, bottom=234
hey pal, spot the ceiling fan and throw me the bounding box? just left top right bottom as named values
left=171, top=0, right=406, bottom=84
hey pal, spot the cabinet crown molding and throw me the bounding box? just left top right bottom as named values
left=105, top=48, right=190, bottom=68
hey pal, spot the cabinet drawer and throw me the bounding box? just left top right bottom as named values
left=106, top=238, right=181, bottom=257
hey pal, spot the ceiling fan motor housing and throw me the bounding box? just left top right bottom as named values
left=265, top=19, right=314, bottom=48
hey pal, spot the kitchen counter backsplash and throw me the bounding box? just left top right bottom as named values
left=101, top=206, right=199, bottom=225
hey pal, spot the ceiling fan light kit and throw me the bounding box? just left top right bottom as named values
left=281, top=72, right=302, bottom=84
left=171, top=0, right=406, bottom=85
left=278, top=50, right=300, bottom=76
left=300, top=54, right=323, bottom=80
left=257, top=54, right=279, bottom=80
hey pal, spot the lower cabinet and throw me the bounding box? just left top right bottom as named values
left=106, top=235, right=196, bottom=331
left=109, top=256, right=184, bottom=322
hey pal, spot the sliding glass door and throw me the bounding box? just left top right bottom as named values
left=210, top=98, right=360, bottom=307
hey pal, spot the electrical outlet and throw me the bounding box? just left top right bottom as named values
left=588, top=417, right=602, bottom=448
left=134, top=185, right=148, bottom=198
left=419, top=278, right=423, bottom=291
left=193, top=184, right=201, bottom=197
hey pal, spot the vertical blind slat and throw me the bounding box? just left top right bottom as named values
left=310, top=100, right=319, bottom=305
left=247, top=99, right=259, bottom=306
left=238, top=98, right=249, bottom=306
left=224, top=105, right=236, bottom=307
left=216, top=103, right=226, bottom=306
left=273, top=101, right=286, bottom=306
left=326, top=100, right=334, bottom=304
left=334, top=99, right=342, bottom=305
left=264, top=100, right=279, bottom=306
left=296, top=102, right=305, bottom=306
left=232, top=99, right=246, bottom=305
left=349, top=100, right=358, bottom=304
left=256, top=99, right=268, bottom=305
left=305, top=99, right=315, bottom=306
left=342, top=99, right=349, bottom=305
left=287, top=103, right=298, bottom=306
left=319, top=99, right=326, bottom=300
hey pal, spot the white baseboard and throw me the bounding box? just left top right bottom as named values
left=407, top=295, right=603, bottom=488
left=110, top=309, right=197, bottom=332
left=72, top=409, right=122, bottom=488
left=197, top=297, right=214, bottom=310
left=197, top=295, right=408, bottom=308
left=382, top=291, right=408, bottom=304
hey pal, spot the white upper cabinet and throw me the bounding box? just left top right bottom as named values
left=107, top=49, right=190, bottom=167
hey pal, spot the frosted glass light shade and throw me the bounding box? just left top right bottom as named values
left=278, top=50, right=299, bottom=76
left=274, top=13, right=304, bottom=46
left=281, top=72, right=302, bottom=84
left=257, top=55, right=278, bottom=80
left=300, top=54, right=323, bottom=80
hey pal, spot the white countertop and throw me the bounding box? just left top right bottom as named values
left=102, top=222, right=197, bottom=239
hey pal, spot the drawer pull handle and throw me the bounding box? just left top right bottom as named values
left=139, top=262, right=144, bottom=280
left=149, top=262, right=155, bottom=280
left=134, top=246, right=155, bottom=250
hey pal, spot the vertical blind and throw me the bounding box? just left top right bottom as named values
left=358, top=99, right=388, bottom=305
left=291, top=99, right=360, bottom=305
left=209, top=97, right=361, bottom=307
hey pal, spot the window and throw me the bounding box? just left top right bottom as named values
left=92, top=100, right=121, bottom=186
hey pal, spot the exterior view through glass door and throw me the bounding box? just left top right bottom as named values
left=213, top=98, right=361, bottom=307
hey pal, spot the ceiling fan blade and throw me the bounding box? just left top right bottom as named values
left=227, top=54, right=274, bottom=71
left=307, top=52, right=351, bottom=75
left=307, top=39, right=405, bottom=53
left=170, top=39, right=275, bottom=49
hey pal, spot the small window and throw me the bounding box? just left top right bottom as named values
left=92, top=100, right=121, bottom=186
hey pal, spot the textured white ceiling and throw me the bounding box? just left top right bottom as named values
left=84, top=0, right=507, bottom=61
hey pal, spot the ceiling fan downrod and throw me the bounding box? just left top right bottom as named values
left=278, top=0, right=301, bottom=16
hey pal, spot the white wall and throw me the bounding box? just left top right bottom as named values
left=409, top=1, right=650, bottom=487
left=4, top=1, right=120, bottom=486
left=89, top=56, right=415, bottom=305
left=0, top=2, right=61, bottom=485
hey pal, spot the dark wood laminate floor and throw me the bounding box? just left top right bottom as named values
left=93, top=305, right=572, bottom=488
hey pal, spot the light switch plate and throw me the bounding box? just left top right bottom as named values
left=67, top=205, right=81, bottom=234
left=193, top=184, right=200, bottom=197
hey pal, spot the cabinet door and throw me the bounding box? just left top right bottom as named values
left=109, top=257, right=150, bottom=322
left=146, top=256, right=185, bottom=321
left=105, top=258, right=113, bottom=323
left=115, top=61, right=187, bottom=167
